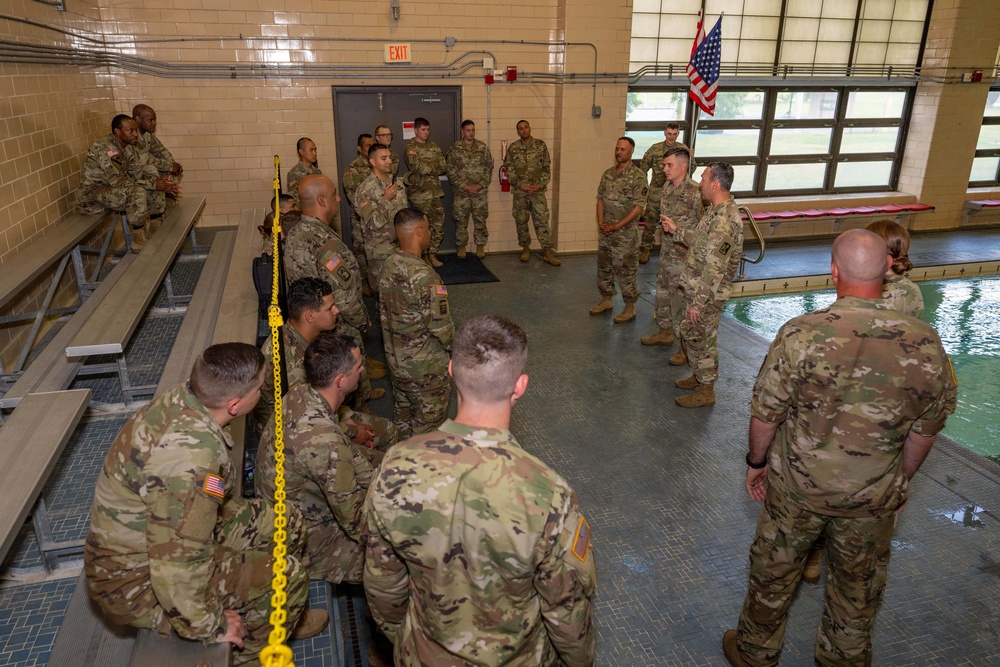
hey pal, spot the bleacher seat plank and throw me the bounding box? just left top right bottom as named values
left=65, top=197, right=206, bottom=357
left=212, top=208, right=265, bottom=347
left=0, top=254, right=137, bottom=410
left=0, top=212, right=107, bottom=311
left=156, top=231, right=237, bottom=395
left=0, top=388, right=90, bottom=564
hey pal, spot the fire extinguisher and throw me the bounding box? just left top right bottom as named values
left=499, top=139, right=510, bottom=192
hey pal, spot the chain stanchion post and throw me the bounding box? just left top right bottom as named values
left=259, top=156, right=294, bottom=667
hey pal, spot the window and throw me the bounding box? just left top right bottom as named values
left=969, top=88, right=1000, bottom=187
left=626, top=86, right=911, bottom=197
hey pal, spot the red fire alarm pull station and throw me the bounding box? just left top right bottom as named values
left=972, top=69, right=983, bottom=82
left=506, top=66, right=517, bottom=82
left=485, top=72, right=494, bottom=85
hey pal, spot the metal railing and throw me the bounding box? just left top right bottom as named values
left=738, top=206, right=765, bottom=279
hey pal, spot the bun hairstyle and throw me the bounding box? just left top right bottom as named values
left=865, top=218, right=913, bottom=275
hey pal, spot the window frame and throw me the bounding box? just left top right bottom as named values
left=969, top=87, right=1000, bottom=188
left=627, top=84, right=912, bottom=198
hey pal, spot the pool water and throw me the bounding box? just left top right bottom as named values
left=724, top=276, right=1000, bottom=461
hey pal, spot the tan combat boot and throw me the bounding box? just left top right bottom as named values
left=430, top=254, right=444, bottom=268
left=520, top=245, right=531, bottom=262
left=147, top=214, right=162, bottom=236
left=668, top=347, right=688, bottom=366
left=365, top=356, right=386, bottom=371
left=675, top=374, right=699, bottom=390
left=129, top=224, right=148, bottom=254
left=542, top=247, right=561, bottom=266
left=802, top=546, right=823, bottom=583
left=476, top=244, right=486, bottom=259
left=722, top=630, right=751, bottom=667
left=590, top=296, right=613, bottom=315
left=676, top=382, right=715, bottom=408
left=639, top=247, right=650, bottom=264
left=641, top=328, right=674, bottom=345
left=613, top=303, right=636, bottom=323
left=290, top=609, right=330, bottom=640
left=369, top=388, right=386, bottom=400
left=457, top=246, right=467, bottom=259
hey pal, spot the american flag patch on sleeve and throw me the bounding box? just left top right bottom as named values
left=435, top=285, right=448, bottom=296
left=325, top=255, right=342, bottom=272
left=203, top=473, right=225, bottom=499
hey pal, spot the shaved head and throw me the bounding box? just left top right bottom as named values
left=831, top=229, right=889, bottom=285
left=298, top=174, right=334, bottom=209
left=132, top=103, right=154, bottom=118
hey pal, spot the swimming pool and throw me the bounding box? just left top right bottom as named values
left=724, top=275, right=1000, bottom=461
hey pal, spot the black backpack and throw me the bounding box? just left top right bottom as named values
left=252, top=238, right=288, bottom=320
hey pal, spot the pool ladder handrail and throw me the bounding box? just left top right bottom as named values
left=738, top=205, right=765, bottom=280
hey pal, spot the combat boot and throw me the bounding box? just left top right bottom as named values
left=362, top=281, right=373, bottom=298
left=668, top=347, right=688, bottom=366
left=641, top=328, right=674, bottom=345
left=366, top=366, right=387, bottom=381
left=590, top=296, right=613, bottom=315
left=802, top=546, right=823, bottom=583
left=675, top=374, right=699, bottom=390
left=290, top=609, right=330, bottom=640
left=129, top=224, right=148, bottom=254
left=722, top=630, right=751, bottom=667
left=476, top=244, right=486, bottom=259
left=369, top=388, right=386, bottom=400
left=365, top=356, right=386, bottom=371
left=639, top=247, right=650, bottom=264
left=147, top=213, right=163, bottom=236
left=613, top=303, right=636, bottom=323
left=542, top=247, right=561, bottom=266
left=520, top=245, right=531, bottom=262
left=457, top=246, right=467, bottom=259
left=676, top=382, right=715, bottom=408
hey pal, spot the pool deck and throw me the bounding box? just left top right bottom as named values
left=2, top=231, right=1000, bottom=666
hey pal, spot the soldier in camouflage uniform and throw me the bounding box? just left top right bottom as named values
left=590, top=137, right=648, bottom=324
left=403, top=117, right=448, bottom=266
left=374, top=125, right=401, bottom=176
left=257, top=333, right=377, bottom=584
left=77, top=115, right=179, bottom=253
left=84, top=343, right=326, bottom=664
left=254, top=277, right=398, bottom=457
left=641, top=147, right=703, bottom=353
left=364, top=315, right=596, bottom=666
left=355, top=144, right=409, bottom=292
left=724, top=229, right=958, bottom=667
left=377, top=208, right=454, bottom=438
left=662, top=162, right=743, bottom=408
left=503, top=120, right=560, bottom=266
left=286, top=137, right=322, bottom=206
left=801, top=219, right=925, bottom=584
left=132, top=104, right=183, bottom=179
left=284, top=174, right=385, bottom=409
left=446, top=119, right=493, bottom=259
left=636, top=122, right=689, bottom=263
left=343, top=133, right=376, bottom=290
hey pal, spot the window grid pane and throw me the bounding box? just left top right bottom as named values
left=765, top=163, right=827, bottom=191
left=834, top=161, right=894, bottom=188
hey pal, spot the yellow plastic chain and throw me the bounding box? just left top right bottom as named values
left=259, top=156, right=294, bottom=667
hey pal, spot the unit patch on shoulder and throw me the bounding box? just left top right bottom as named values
left=715, top=241, right=732, bottom=258
left=571, top=516, right=591, bottom=562
left=203, top=473, right=225, bottom=499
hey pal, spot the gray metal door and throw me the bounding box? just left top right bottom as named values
left=333, top=87, right=461, bottom=252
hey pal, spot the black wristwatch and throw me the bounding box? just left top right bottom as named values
left=745, top=452, right=767, bottom=469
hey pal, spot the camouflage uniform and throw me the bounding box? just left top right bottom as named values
left=286, top=161, right=322, bottom=205
left=637, top=141, right=689, bottom=252
left=136, top=130, right=175, bottom=176
left=355, top=173, right=409, bottom=291
left=377, top=247, right=454, bottom=438
left=446, top=138, right=493, bottom=248
left=736, top=298, right=958, bottom=667
left=84, top=384, right=309, bottom=665
left=404, top=138, right=447, bottom=255
left=254, top=321, right=399, bottom=454
left=256, top=383, right=376, bottom=584
left=677, top=198, right=743, bottom=384
left=503, top=138, right=554, bottom=249
left=596, top=163, right=648, bottom=304
left=882, top=272, right=924, bottom=317
left=77, top=134, right=165, bottom=226
left=655, top=178, right=703, bottom=337
left=343, top=154, right=374, bottom=283
left=364, top=419, right=597, bottom=666
left=284, top=214, right=373, bottom=407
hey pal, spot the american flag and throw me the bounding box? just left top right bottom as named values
left=687, top=12, right=723, bottom=116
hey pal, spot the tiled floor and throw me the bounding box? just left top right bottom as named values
left=2, top=230, right=1000, bottom=666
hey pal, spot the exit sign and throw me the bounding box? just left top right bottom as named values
left=384, top=43, right=411, bottom=63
